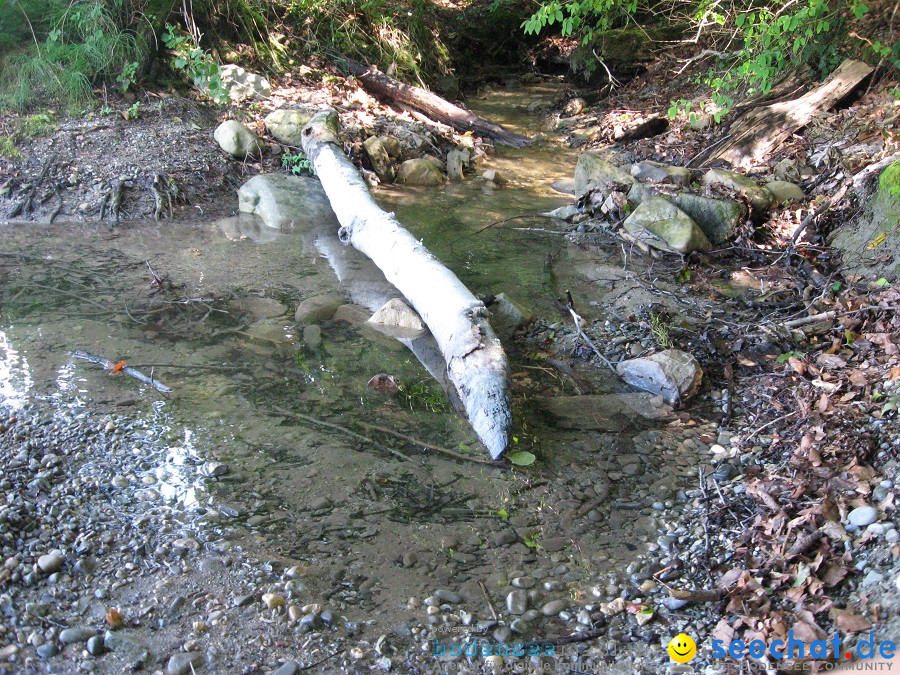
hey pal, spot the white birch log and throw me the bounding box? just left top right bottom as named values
left=301, top=110, right=511, bottom=458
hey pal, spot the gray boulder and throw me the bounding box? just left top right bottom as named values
left=214, top=120, right=265, bottom=159
left=829, top=159, right=900, bottom=277
left=238, top=173, right=338, bottom=231
left=295, top=294, right=345, bottom=324
left=623, top=197, right=711, bottom=254
left=397, top=158, right=444, bottom=186
left=362, top=136, right=395, bottom=183
left=575, top=151, right=633, bottom=197
left=540, top=393, right=672, bottom=431
left=264, top=109, right=313, bottom=146
left=219, top=64, right=270, bottom=101
left=631, top=161, right=691, bottom=187
left=703, top=168, right=774, bottom=212
left=764, top=180, right=805, bottom=203
left=628, top=183, right=744, bottom=244
left=616, top=349, right=702, bottom=404
left=379, top=135, right=403, bottom=159
left=446, top=149, right=467, bottom=182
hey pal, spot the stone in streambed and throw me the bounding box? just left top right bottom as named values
left=616, top=349, right=702, bottom=404
left=167, top=651, right=205, bottom=675
left=295, top=294, right=345, bottom=324
left=363, top=136, right=396, bottom=183
left=59, top=627, right=95, bottom=644
left=37, top=553, right=64, bottom=574
left=214, top=120, right=265, bottom=159
left=848, top=506, right=878, bottom=528
left=703, top=168, right=774, bottom=212
left=397, top=158, right=445, bottom=186
left=575, top=151, right=633, bottom=197
left=631, top=161, right=690, bottom=187
left=764, top=180, right=805, bottom=203
left=239, top=173, right=338, bottom=231
left=446, top=149, right=467, bottom=182
left=623, top=197, right=710, bottom=254
left=367, top=298, right=425, bottom=332
left=506, top=590, right=527, bottom=615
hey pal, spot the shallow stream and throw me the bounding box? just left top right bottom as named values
left=0, top=82, right=710, bottom=662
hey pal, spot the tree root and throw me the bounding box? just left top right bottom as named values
left=97, top=172, right=180, bottom=223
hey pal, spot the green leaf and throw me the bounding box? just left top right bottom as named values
left=831, top=281, right=843, bottom=293
left=508, top=451, right=536, bottom=466
left=876, top=278, right=890, bottom=287
left=497, top=508, right=509, bottom=521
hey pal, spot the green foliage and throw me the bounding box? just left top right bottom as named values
left=0, top=137, right=22, bottom=159
left=507, top=450, right=536, bottom=466
left=649, top=312, right=672, bottom=349
left=18, top=112, right=57, bottom=137
left=776, top=350, right=805, bottom=364
left=162, top=25, right=229, bottom=104
left=523, top=0, right=896, bottom=121
left=281, top=151, right=314, bottom=176
left=0, top=0, right=145, bottom=110
left=285, top=0, right=452, bottom=84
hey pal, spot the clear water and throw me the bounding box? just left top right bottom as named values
left=0, top=83, right=671, bottom=631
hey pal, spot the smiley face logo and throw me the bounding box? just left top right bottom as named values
left=667, top=633, right=697, bottom=663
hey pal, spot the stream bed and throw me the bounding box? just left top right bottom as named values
left=0, top=83, right=720, bottom=672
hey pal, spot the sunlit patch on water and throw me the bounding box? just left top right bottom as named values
left=0, top=329, right=33, bottom=408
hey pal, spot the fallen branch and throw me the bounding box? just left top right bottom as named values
left=340, top=58, right=531, bottom=147
left=301, top=110, right=512, bottom=459
left=71, top=350, right=172, bottom=394
left=565, top=290, right=618, bottom=375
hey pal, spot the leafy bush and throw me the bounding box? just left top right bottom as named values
left=162, top=24, right=229, bottom=103
left=0, top=0, right=145, bottom=110
left=519, top=0, right=898, bottom=120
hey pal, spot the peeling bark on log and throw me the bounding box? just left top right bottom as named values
left=341, top=58, right=531, bottom=148
left=301, top=110, right=512, bottom=458
left=695, top=59, right=873, bottom=169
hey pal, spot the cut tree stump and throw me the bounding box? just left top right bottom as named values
left=300, top=109, right=512, bottom=459
left=695, top=59, right=873, bottom=169
left=342, top=58, right=531, bottom=148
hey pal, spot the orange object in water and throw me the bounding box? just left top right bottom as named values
left=110, top=361, right=126, bottom=373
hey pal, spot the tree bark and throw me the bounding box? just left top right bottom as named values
left=341, top=58, right=531, bottom=148
left=694, top=59, right=873, bottom=169
left=301, top=110, right=512, bottom=459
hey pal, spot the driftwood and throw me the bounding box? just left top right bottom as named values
left=72, top=350, right=172, bottom=394
left=695, top=59, right=873, bottom=169
left=341, top=58, right=530, bottom=148
left=300, top=110, right=512, bottom=459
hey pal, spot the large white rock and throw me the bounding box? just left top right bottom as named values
left=219, top=64, right=270, bottom=101
left=238, top=173, right=338, bottom=230
left=616, top=349, right=702, bottom=404
left=367, top=298, right=425, bottom=331
left=214, top=120, right=265, bottom=159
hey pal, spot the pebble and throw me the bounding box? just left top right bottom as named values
left=511, top=576, right=535, bottom=589
left=36, top=643, right=58, bottom=659
left=86, top=635, right=105, bottom=656
left=37, top=553, right=64, bottom=574
left=541, top=599, right=568, bottom=616
left=59, top=626, right=95, bottom=644
left=272, top=662, right=300, bottom=675
left=493, top=530, right=518, bottom=546
left=434, top=589, right=462, bottom=603
left=167, top=651, right=205, bottom=675
left=848, top=506, right=879, bottom=527
left=202, top=461, right=229, bottom=477
left=262, top=593, right=286, bottom=609
left=506, top=589, right=527, bottom=615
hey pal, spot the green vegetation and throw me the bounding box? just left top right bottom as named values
left=0, top=0, right=144, bottom=110
left=162, top=24, right=229, bottom=103
left=0, top=137, right=22, bottom=159
left=281, top=151, right=314, bottom=176
left=518, top=0, right=898, bottom=120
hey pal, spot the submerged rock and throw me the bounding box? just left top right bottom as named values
left=540, top=393, right=672, bottom=431
left=214, top=120, right=265, bottom=159
left=367, top=298, right=425, bottom=331
left=238, top=173, right=338, bottom=230
left=397, top=158, right=445, bottom=186
left=219, top=64, right=271, bottom=101
left=264, top=109, right=313, bottom=146
left=575, top=151, right=633, bottom=197
left=703, top=168, right=774, bottom=212
left=616, top=349, right=702, bottom=404
left=623, top=197, right=711, bottom=254
left=488, top=293, right=534, bottom=339
left=446, top=149, right=467, bottom=182
left=295, top=294, right=346, bottom=324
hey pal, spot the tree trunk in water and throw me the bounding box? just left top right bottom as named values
left=300, top=110, right=511, bottom=459
left=341, top=59, right=531, bottom=148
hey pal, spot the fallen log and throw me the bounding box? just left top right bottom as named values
left=301, top=110, right=512, bottom=458
left=72, top=350, right=172, bottom=395
left=694, top=59, right=873, bottom=169
left=341, top=58, right=530, bottom=148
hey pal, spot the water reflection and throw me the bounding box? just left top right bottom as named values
left=0, top=329, right=33, bottom=408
